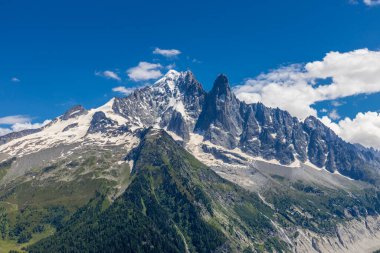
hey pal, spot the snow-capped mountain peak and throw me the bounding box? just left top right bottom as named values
left=1, top=71, right=380, bottom=184
left=156, top=69, right=181, bottom=82
left=111, top=70, right=205, bottom=139
left=152, top=70, right=195, bottom=93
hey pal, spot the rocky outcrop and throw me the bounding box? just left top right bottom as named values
left=87, top=111, right=117, bottom=134
left=61, top=105, right=87, bottom=120
left=293, top=216, right=380, bottom=253
left=195, top=74, right=244, bottom=149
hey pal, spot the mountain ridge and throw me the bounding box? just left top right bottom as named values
left=1, top=69, right=380, bottom=184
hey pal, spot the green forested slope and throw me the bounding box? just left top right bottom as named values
left=27, top=128, right=380, bottom=253
left=28, top=129, right=285, bottom=253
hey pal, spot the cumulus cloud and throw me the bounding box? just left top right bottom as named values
left=0, top=115, right=31, bottom=125
left=234, top=49, right=380, bottom=119
left=11, top=77, right=20, bottom=82
left=166, top=63, right=176, bottom=70
left=0, top=128, right=12, bottom=136
left=233, top=49, right=380, bottom=150
left=363, top=0, right=380, bottom=6
left=321, top=112, right=380, bottom=149
left=127, top=62, right=163, bottom=81
left=331, top=101, right=343, bottom=107
left=234, top=64, right=316, bottom=119
left=112, top=86, right=136, bottom=96
left=350, top=0, right=380, bottom=6
left=12, top=120, right=51, bottom=132
left=95, top=70, right=121, bottom=81
left=328, top=109, right=341, bottom=120
left=153, top=48, right=181, bottom=58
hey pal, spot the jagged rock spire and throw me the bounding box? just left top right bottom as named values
left=195, top=74, right=243, bottom=148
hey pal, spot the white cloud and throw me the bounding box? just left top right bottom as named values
left=112, top=86, right=136, bottom=96
left=234, top=49, right=380, bottom=119
left=328, top=109, right=341, bottom=120
left=95, top=70, right=121, bottom=81
left=127, top=62, right=163, bottom=81
left=11, top=77, right=20, bottom=82
left=11, top=120, right=51, bottom=132
left=363, top=0, right=380, bottom=6
left=0, top=118, right=51, bottom=137
left=331, top=101, right=343, bottom=107
left=153, top=48, right=181, bottom=58
left=0, top=115, right=31, bottom=125
left=234, top=64, right=320, bottom=119
left=0, top=128, right=12, bottom=136
left=321, top=112, right=380, bottom=150
left=166, top=63, right=176, bottom=70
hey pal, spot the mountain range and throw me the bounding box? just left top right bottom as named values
left=1, top=70, right=380, bottom=252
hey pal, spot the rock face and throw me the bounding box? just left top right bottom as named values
left=112, top=70, right=205, bottom=140
left=303, top=116, right=377, bottom=181
left=87, top=111, right=117, bottom=134
left=193, top=74, right=380, bottom=182
left=195, top=74, right=244, bottom=149
left=61, top=105, right=87, bottom=120
left=239, top=103, right=308, bottom=165
left=294, top=216, right=380, bottom=253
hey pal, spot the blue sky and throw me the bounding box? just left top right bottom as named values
left=1, top=0, right=380, bottom=147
